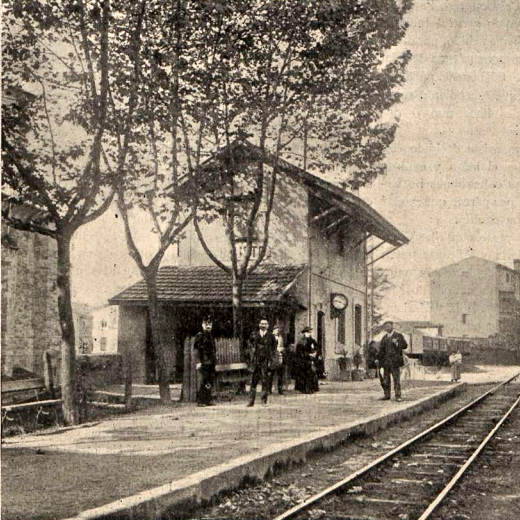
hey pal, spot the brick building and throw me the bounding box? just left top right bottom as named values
left=429, top=256, right=520, bottom=340
left=110, top=141, right=408, bottom=383
left=1, top=205, right=61, bottom=379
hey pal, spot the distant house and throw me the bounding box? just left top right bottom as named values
left=429, top=256, right=520, bottom=339
left=110, top=141, right=409, bottom=383
left=72, top=303, right=94, bottom=354
left=91, top=305, right=119, bottom=355
left=1, top=202, right=61, bottom=379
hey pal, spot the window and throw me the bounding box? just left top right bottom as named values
left=462, top=314, right=468, bottom=324
left=337, top=310, right=346, bottom=344
left=100, top=338, right=107, bottom=352
left=355, top=305, right=362, bottom=346
left=506, top=273, right=511, bottom=283
left=335, top=230, right=344, bottom=254
left=101, top=320, right=107, bottom=329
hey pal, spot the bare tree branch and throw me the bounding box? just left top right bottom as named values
left=82, top=188, right=115, bottom=226
left=193, top=211, right=231, bottom=274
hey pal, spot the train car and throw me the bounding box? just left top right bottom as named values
left=420, top=334, right=472, bottom=366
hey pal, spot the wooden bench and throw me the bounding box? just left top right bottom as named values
left=214, top=362, right=250, bottom=391
left=2, top=379, right=62, bottom=428
left=183, top=337, right=250, bottom=402
left=2, top=399, right=62, bottom=427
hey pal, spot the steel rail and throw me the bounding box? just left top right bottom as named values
left=417, top=391, right=520, bottom=520
left=271, top=371, right=520, bottom=520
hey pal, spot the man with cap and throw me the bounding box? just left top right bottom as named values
left=376, top=321, right=408, bottom=402
left=246, top=318, right=276, bottom=407
left=295, top=326, right=320, bottom=394
left=193, top=317, right=217, bottom=407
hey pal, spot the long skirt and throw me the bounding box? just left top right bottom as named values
left=295, top=362, right=318, bottom=393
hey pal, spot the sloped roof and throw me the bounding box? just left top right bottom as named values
left=179, top=140, right=409, bottom=248
left=429, top=256, right=517, bottom=275
left=110, top=263, right=306, bottom=305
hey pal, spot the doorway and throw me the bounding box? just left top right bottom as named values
left=317, top=311, right=325, bottom=357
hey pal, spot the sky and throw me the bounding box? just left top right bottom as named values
left=71, top=0, right=520, bottom=319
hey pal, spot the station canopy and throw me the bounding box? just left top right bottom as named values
left=110, top=263, right=306, bottom=307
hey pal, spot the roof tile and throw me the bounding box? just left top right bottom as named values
left=110, top=264, right=306, bottom=304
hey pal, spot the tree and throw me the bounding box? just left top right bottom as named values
left=110, top=0, right=251, bottom=402
left=188, top=0, right=414, bottom=351
left=2, top=0, right=145, bottom=423
left=369, top=267, right=394, bottom=329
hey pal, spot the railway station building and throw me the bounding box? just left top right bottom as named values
left=110, top=141, right=409, bottom=383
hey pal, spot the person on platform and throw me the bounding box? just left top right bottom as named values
left=367, top=340, right=380, bottom=376
left=376, top=321, right=408, bottom=402
left=193, top=317, right=217, bottom=407
left=269, top=324, right=286, bottom=395
left=295, top=326, right=320, bottom=394
left=247, top=318, right=276, bottom=407
left=449, top=348, right=463, bottom=382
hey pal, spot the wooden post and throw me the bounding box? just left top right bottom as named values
left=182, top=337, right=198, bottom=403
left=124, top=351, right=133, bottom=411
left=43, top=350, right=56, bottom=398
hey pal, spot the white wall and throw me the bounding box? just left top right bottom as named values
left=430, top=257, right=498, bottom=337
left=92, top=306, right=119, bottom=354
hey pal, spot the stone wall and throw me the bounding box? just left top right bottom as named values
left=1, top=224, right=61, bottom=378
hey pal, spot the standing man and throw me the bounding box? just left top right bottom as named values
left=269, top=324, right=286, bottom=395
left=193, top=317, right=217, bottom=407
left=377, top=321, right=408, bottom=402
left=295, top=327, right=320, bottom=394
left=247, top=318, right=276, bottom=407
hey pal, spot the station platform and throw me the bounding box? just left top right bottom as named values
left=1, top=379, right=469, bottom=520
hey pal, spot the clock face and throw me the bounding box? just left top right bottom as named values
left=332, top=293, right=348, bottom=310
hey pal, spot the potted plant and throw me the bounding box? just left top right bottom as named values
left=336, top=347, right=352, bottom=381
left=351, top=347, right=365, bottom=382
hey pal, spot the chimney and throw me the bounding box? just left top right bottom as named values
left=514, top=259, right=520, bottom=272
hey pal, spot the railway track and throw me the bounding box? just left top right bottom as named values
left=271, top=373, right=520, bottom=520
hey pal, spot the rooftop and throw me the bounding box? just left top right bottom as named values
left=190, top=140, right=409, bottom=248
left=109, top=263, right=306, bottom=306
left=429, top=256, right=519, bottom=275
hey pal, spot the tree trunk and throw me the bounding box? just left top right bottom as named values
left=146, top=279, right=172, bottom=404
left=56, top=232, right=77, bottom=425
left=124, top=351, right=134, bottom=411
left=232, top=275, right=245, bottom=357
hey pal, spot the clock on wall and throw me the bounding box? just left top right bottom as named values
left=330, top=293, right=348, bottom=318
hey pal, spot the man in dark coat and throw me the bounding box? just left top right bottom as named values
left=193, top=317, right=217, bottom=407
left=295, top=327, right=319, bottom=394
left=376, top=321, right=408, bottom=401
left=247, top=318, right=276, bottom=407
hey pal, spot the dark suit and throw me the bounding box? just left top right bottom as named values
left=378, top=331, right=407, bottom=399
left=194, top=331, right=217, bottom=405
left=247, top=330, right=276, bottom=405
